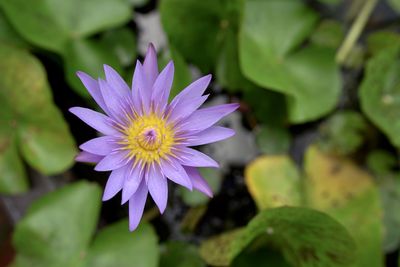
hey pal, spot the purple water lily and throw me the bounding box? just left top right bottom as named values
left=70, top=44, right=239, bottom=231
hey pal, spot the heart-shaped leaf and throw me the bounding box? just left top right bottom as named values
left=239, top=0, right=341, bottom=123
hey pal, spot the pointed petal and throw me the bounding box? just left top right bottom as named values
left=147, top=164, right=168, bottom=213
left=160, top=159, right=192, bottom=190
left=168, top=95, right=209, bottom=123
left=79, top=136, right=118, bottom=156
left=179, top=103, right=239, bottom=132
left=143, top=43, right=158, bottom=87
left=131, top=61, right=145, bottom=115
left=95, top=151, right=129, bottom=171
left=169, top=75, right=212, bottom=110
left=121, top=164, right=143, bottom=204
left=184, top=167, right=213, bottom=197
left=103, top=166, right=127, bottom=201
left=129, top=180, right=148, bottom=231
left=75, top=151, right=103, bottom=163
left=99, top=79, right=127, bottom=121
left=69, top=107, right=119, bottom=136
left=176, top=147, right=219, bottom=168
left=151, top=61, right=174, bottom=113
left=185, top=126, right=235, bottom=146
left=76, top=71, right=108, bottom=113
left=103, top=64, right=131, bottom=99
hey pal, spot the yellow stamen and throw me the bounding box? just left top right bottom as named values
left=119, top=114, right=175, bottom=164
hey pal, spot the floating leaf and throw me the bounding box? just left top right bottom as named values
left=101, top=27, right=136, bottom=67
left=0, top=43, right=76, bottom=181
left=388, top=0, right=400, bottom=12
left=366, top=31, right=400, bottom=56
left=245, top=155, right=301, bottom=210
left=366, top=150, right=397, bottom=175
left=317, top=111, right=368, bottom=156
left=359, top=44, right=400, bottom=147
left=83, top=221, right=159, bottom=267
left=304, top=146, right=383, bottom=267
left=255, top=126, right=291, bottom=155
left=310, top=20, right=344, bottom=49
left=160, top=241, right=205, bottom=267
left=239, top=0, right=341, bottom=123
left=160, top=0, right=241, bottom=72
left=200, top=207, right=356, bottom=267
left=13, top=181, right=102, bottom=267
left=0, top=10, right=27, bottom=48
left=0, top=0, right=132, bottom=52
left=63, top=38, right=122, bottom=97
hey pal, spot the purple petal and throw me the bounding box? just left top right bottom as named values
left=76, top=71, right=109, bottom=113
left=143, top=43, right=158, bottom=87
left=95, top=151, right=129, bottom=171
left=168, top=95, right=209, bottom=123
left=184, top=167, right=213, bottom=197
left=169, top=75, right=212, bottom=110
left=75, top=151, right=103, bottom=163
left=129, top=180, right=148, bottom=231
left=103, top=166, right=127, bottom=201
left=131, top=61, right=145, bottom=115
left=151, top=61, right=174, bottom=113
left=103, top=64, right=131, bottom=99
left=185, top=126, right=235, bottom=146
left=146, top=164, right=168, bottom=213
left=79, top=136, right=118, bottom=156
left=178, top=103, right=239, bottom=132
left=175, top=147, right=219, bottom=168
left=121, top=164, right=143, bottom=204
left=160, top=159, right=192, bottom=190
left=98, top=79, right=128, bottom=121
left=69, top=107, right=119, bottom=136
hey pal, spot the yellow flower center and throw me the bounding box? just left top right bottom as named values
left=120, top=114, right=175, bottom=164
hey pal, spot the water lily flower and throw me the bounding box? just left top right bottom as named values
left=70, top=44, right=239, bottom=231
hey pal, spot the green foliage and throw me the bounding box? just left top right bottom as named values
left=317, top=111, right=368, bottom=156
left=255, top=125, right=291, bottom=155
left=0, top=0, right=132, bottom=53
left=160, top=241, right=206, bottom=267
left=12, top=181, right=159, bottom=267
left=0, top=43, right=76, bottom=193
left=200, top=207, right=356, bottom=267
left=239, top=0, right=341, bottom=123
left=359, top=44, right=400, bottom=147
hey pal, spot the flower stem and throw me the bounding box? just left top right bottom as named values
left=336, top=0, right=379, bottom=64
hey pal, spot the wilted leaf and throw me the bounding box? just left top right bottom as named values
left=0, top=43, right=76, bottom=178
left=239, top=0, right=341, bottom=123
left=13, top=181, right=102, bottom=267
left=304, top=146, right=383, bottom=267
left=245, top=155, right=301, bottom=209
left=200, top=207, right=356, bottom=267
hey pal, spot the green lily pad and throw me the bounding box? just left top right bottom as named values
left=0, top=0, right=132, bottom=53
left=13, top=181, right=102, bottom=267
left=359, top=44, right=400, bottom=147
left=366, top=31, right=400, bottom=56
left=0, top=43, right=76, bottom=190
left=83, top=220, right=159, bottom=267
left=304, top=146, right=383, bottom=267
left=200, top=207, right=356, bottom=266
left=245, top=155, right=301, bottom=210
left=367, top=150, right=397, bottom=175
left=388, top=0, right=400, bottom=12
left=160, top=0, right=241, bottom=72
left=239, top=0, right=341, bottom=123
left=101, top=27, right=136, bottom=68
left=160, top=241, right=205, bottom=267
left=255, top=125, right=291, bottom=155
left=0, top=10, right=27, bottom=48
left=310, top=20, right=344, bottom=49
left=317, top=111, right=368, bottom=156
left=63, top=38, right=122, bottom=97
